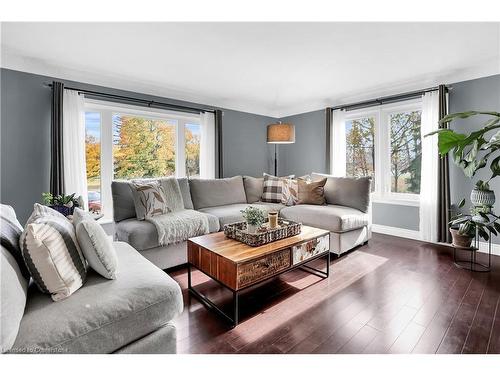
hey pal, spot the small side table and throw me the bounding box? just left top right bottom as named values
left=453, top=230, right=492, bottom=272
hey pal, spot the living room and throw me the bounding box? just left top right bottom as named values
left=1, top=1, right=500, bottom=373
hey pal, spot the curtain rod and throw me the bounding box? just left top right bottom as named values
left=329, top=85, right=449, bottom=112
left=45, top=83, right=216, bottom=114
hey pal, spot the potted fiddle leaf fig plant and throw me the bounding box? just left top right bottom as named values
left=240, top=206, right=266, bottom=234
left=426, top=111, right=500, bottom=206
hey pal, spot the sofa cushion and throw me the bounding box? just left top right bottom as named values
left=243, top=176, right=264, bottom=203
left=112, top=178, right=194, bottom=222
left=199, top=203, right=285, bottom=228
left=116, top=214, right=220, bottom=251
left=10, top=242, right=183, bottom=354
left=280, top=204, right=369, bottom=233
left=177, top=177, right=194, bottom=210
left=189, top=176, right=247, bottom=210
left=312, top=173, right=371, bottom=213
left=1, top=246, right=28, bottom=353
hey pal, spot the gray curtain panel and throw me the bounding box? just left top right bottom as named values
left=325, top=107, right=332, bottom=174
left=437, top=84, right=451, bottom=243
left=50, top=81, right=65, bottom=196
left=215, top=109, right=223, bottom=178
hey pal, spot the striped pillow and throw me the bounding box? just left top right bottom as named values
left=20, top=204, right=87, bottom=301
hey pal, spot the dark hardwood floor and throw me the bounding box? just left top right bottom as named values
left=168, top=233, right=500, bottom=354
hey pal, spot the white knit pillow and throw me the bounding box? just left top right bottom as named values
left=20, top=204, right=87, bottom=301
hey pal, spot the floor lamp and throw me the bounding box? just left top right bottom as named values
left=266, top=122, right=295, bottom=176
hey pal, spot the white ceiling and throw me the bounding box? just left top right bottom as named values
left=1, top=22, right=499, bottom=117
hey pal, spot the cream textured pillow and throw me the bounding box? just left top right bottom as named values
left=129, top=181, right=170, bottom=220
left=76, top=220, right=117, bottom=279
left=20, top=204, right=87, bottom=301
left=281, top=178, right=299, bottom=206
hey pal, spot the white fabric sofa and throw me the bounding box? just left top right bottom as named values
left=112, top=174, right=372, bottom=269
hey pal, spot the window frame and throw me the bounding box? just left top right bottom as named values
left=343, top=98, right=422, bottom=206
left=84, top=99, right=201, bottom=220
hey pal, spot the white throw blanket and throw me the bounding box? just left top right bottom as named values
left=146, top=177, right=210, bottom=246
left=147, top=209, right=210, bottom=246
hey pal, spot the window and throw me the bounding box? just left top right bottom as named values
left=389, top=111, right=421, bottom=194
left=84, top=100, right=211, bottom=219
left=343, top=100, right=422, bottom=204
left=85, top=112, right=102, bottom=214
left=185, top=123, right=201, bottom=178
left=345, top=116, right=375, bottom=192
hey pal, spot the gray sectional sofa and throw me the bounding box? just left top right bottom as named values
left=1, top=206, right=183, bottom=354
left=112, top=174, right=371, bottom=270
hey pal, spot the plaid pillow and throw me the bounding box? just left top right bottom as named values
left=261, top=174, right=283, bottom=203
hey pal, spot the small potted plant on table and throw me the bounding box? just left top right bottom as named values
left=240, top=206, right=266, bottom=234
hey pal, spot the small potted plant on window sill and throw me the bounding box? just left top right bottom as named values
left=42, top=192, right=83, bottom=217
left=449, top=199, right=500, bottom=248
left=240, top=206, right=266, bottom=234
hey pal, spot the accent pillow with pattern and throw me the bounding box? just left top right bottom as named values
left=19, top=204, right=88, bottom=301
left=129, top=181, right=170, bottom=220
left=261, top=173, right=283, bottom=203
left=281, top=178, right=299, bottom=206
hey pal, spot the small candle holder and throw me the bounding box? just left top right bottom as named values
left=268, top=211, right=278, bottom=229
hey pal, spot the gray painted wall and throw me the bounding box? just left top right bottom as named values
left=372, top=203, right=419, bottom=231
left=0, top=68, right=277, bottom=223
left=278, top=110, right=328, bottom=177
left=449, top=74, right=500, bottom=244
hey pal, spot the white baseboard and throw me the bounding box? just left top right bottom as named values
left=371, top=224, right=500, bottom=257
left=371, top=224, right=420, bottom=240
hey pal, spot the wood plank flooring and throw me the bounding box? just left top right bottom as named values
left=168, top=233, right=500, bottom=354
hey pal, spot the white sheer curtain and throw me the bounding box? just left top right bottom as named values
left=330, top=109, right=346, bottom=176
left=199, top=111, right=216, bottom=179
left=63, top=90, right=88, bottom=209
left=419, top=91, right=440, bottom=242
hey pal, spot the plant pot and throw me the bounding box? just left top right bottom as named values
left=246, top=223, right=258, bottom=234
left=49, top=205, right=74, bottom=217
left=450, top=228, right=473, bottom=248
left=470, top=188, right=495, bottom=209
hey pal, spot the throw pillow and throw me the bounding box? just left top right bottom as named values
left=129, top=181, right=170, bottom=220
left=20, top=204, right=87, bottom=301
left=0, top=204, right=30, bottom=279
left=72, top=207, right=95, bottom=228
left=76, top=220, right=118, bottom=279
left=261, top=173, right=283, bottom=203
left=281, top=178, right=299, bottom=206
left=297, top=178, right=327, bottom=205
left=243, top=176, right=264, bottom=203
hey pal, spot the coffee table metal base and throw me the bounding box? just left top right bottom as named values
left=187, top=251, right=330, bottom=327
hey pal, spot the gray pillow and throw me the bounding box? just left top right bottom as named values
left=1, top=246, right=28, bottom=353
left=177, top=177, right=194, bottom=209
left=111, top=180, right=136, bottom=222
left=72, top=207, right=95, bottom=228
left=312, top=173, right=372, bottom=213
left=243, top=176, right=264, bottom=203
left=76, top=220, right=118, bottom=280
left=189, top=176, right=247, bottom=209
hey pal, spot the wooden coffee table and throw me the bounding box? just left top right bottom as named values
left=187, top=225, right=330, bottom=326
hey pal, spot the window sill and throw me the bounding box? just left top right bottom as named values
left=97, top=217, right=114, bottom=225
left=371, top=197, right=420, bottom=207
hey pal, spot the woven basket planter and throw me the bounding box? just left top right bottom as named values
left=470, top=188, right=495, bottom=209
left=450, top=228, right=473, bottom=249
